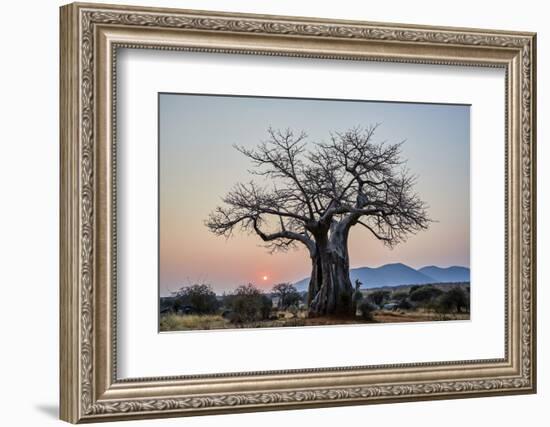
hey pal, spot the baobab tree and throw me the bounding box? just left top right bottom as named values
left=206, top=126, right=431, bottom=317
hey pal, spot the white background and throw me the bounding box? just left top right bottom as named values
left=118, top=50, right=504, bottom=378
left=0, top=0, right=546, bottom=426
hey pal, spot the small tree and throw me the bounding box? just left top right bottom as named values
left=437, top=287, right=469, bottom=313
left=397, top=299, right=412, bottom=310
left=391, top=290, right=409, bottom=301
left=229, top=284, right=266, bottom=322
left=272, top=283, right=301, bottom=310
left=367, top=290, right=391, bottom=306
left=359, top=301, right=376, bottom=321
left=172, top=284, right=219, bottom=314
left=409, top=285, right=422, bottom=294
left=409, top=285, right=443, bottom=304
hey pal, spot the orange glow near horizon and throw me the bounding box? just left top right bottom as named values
left=262, top=275, right=268, bottom=281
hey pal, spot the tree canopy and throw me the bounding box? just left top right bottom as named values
left=206, top=126, right=430, bottom=255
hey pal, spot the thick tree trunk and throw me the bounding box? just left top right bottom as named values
left=307, top=231, right=354, bottom=317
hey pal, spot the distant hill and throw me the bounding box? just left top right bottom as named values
left=294, top=263, right=470, bottom=292
left=418, top=266, right=470, bottom=282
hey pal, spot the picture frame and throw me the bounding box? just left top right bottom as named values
left=59, top=2, right=537, bottom=423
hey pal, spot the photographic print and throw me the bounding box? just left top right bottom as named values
left=159, top=93, right=470, bottom=332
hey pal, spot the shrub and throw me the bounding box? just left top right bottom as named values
left=271, top=283, right=301, bottom=309
left=367, top=290, right=391, bottom=306
left=392, top=291, right=409, bottom=301
left=172, top=284, right=219, bottom=314
left=409, top=285, right=422, bottom=294
left=228, top=284, right=270, bottom=322
left=287, top=304, right=299, bottom=317
left=409, top=285, right=443, bottom=304
left=397, top=299, right=412, bottom=310
left=437, top=287, right=469, bottom=313
left=359, top=301, right=376, bottom=321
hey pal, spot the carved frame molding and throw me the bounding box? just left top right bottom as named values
left=60, top=2, right=536, bottom=423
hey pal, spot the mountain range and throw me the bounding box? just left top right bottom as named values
left=293, top=263, right=470, bottom=292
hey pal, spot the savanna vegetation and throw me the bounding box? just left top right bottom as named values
left=159, top=281, right=470, bottom=331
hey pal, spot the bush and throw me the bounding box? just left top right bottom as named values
left=397, top=299, right=412, bottom=310
left=359, top=301, right=376, bottom=321
left=392, top=291, right=409, bottom=301
left=271, top=283, right=301, bottom=309
left=367, top=290, right=391, bottom=306
left=409, top=285, right=443, bottom=304
left=409, top=285, right=422, bottom=294
left=353, top=290, right=363, bottom=312
left=172, top=284, right=219, bottom=314
left=228, top=284, right=270, bottom=322
left=437, top=287, right=469, bottom=313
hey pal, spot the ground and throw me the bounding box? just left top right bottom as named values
left=159, top=309, right=470, bottom=332
left=372, top=310, right=469, bottom=323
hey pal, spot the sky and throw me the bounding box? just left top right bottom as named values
left=159, top=93, right=470, bottom=295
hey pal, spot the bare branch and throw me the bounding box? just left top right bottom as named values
left=206, top=125, right=431, bottom=253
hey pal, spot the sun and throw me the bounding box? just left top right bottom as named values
left=262, top=275, right=268, bottom=281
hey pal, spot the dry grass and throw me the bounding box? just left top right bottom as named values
left=160, top=312, right=373, bottom=331
left=160, top=314, right=228, bottom=331
left=373, top=310, right=470, bottom=323
left=159, top=313, right=309, bottom=331
left=159, top=310, right=470, bottom=332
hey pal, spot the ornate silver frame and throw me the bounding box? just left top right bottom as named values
left=60, top=2, right=536, bottom=423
